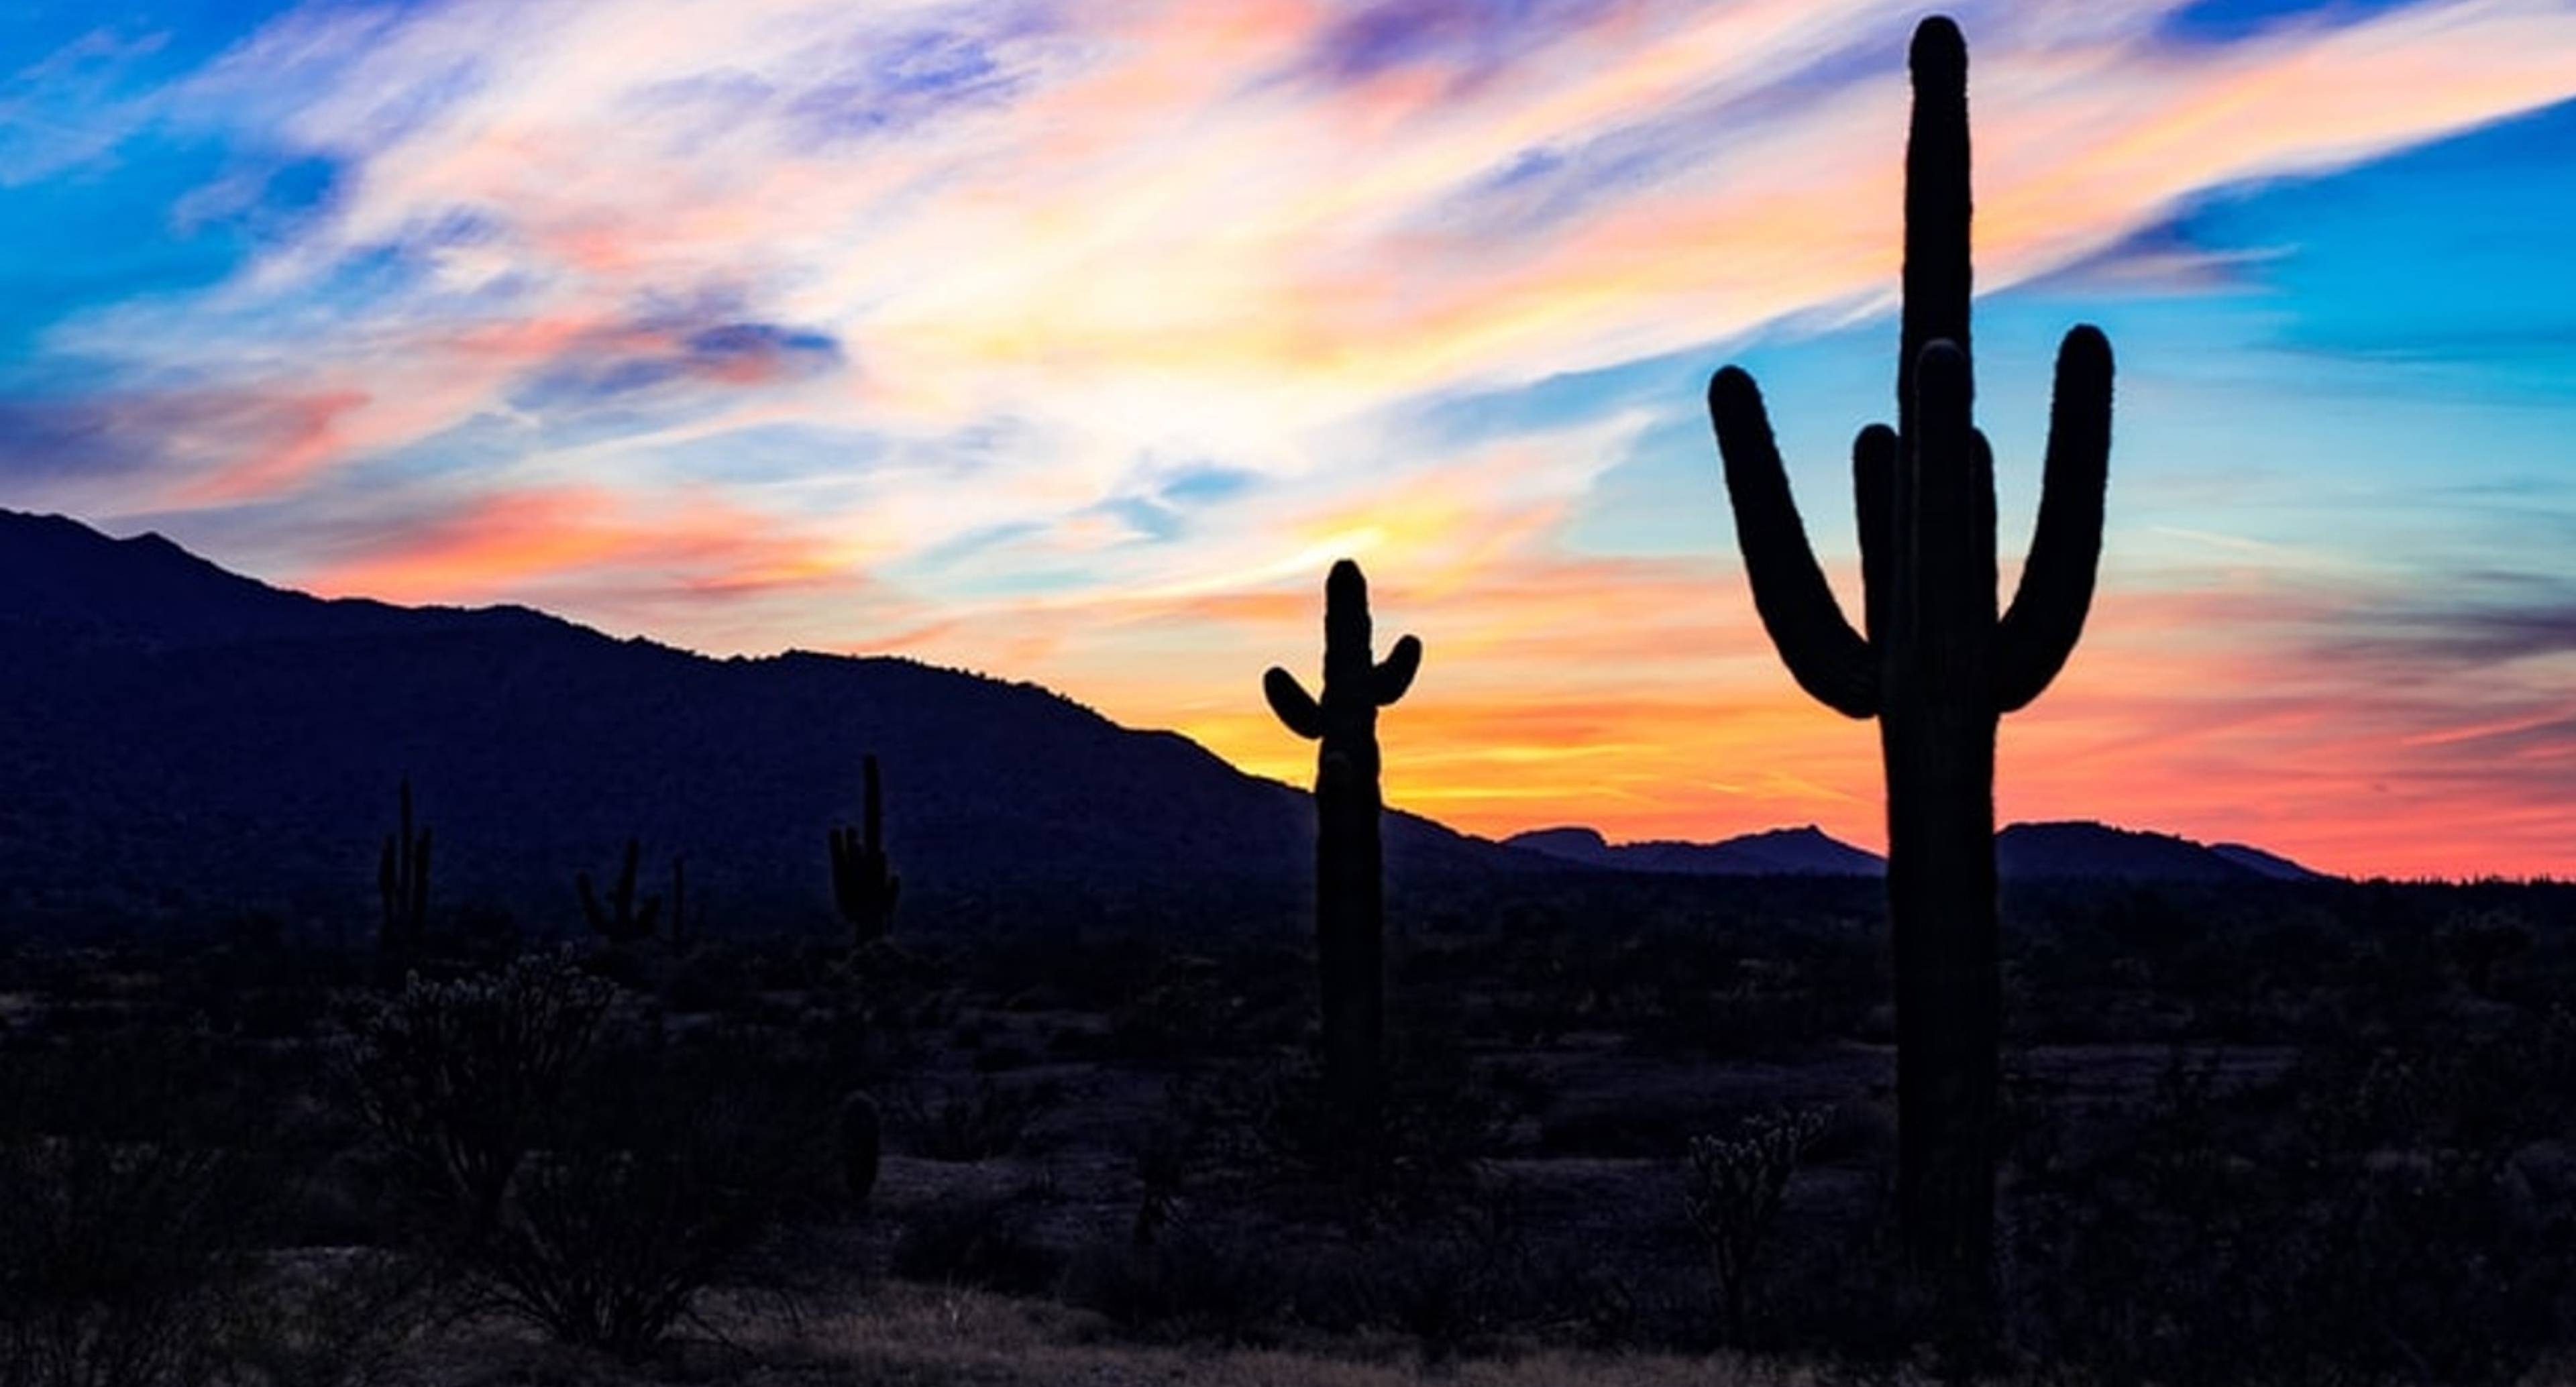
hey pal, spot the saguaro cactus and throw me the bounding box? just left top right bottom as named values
left=1703, top=15, right=2114, bottom=1335
left=1263, top=559, right=1421, bottom=1134
left=378, top=779, right=433, bottom=956
left=578, top=837, right=663, bottom=944
left=830, top=755, right=900, bottom=945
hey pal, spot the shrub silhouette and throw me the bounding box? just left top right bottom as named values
left=0, top=1135, right=255, bottom=1387
left=468, top=1028, right=814, bottom=1359
left=829, top=753, right=900, bottom=946
left=1682, top=1105, right=1832, bottom=1335
left=344, top=951, right=613, bottom=1234
left=1703, top=13, right=2113, bottom=1339
left=1263, top=559, right=1421, bottom=1144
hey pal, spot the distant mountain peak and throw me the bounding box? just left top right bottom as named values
left=1995, top=820, right=2330, bottom=883
left=1503, top=823, right=1884, bottom=877
left=1504, top=816, right=2329, bottom=883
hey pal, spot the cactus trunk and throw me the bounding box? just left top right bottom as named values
left=1265, top=560, right=1421, bottom=1138
left=1703, top=15, right=2113, bottom=1347
left=831, top=754, right=900, bottom=946
left=578, top=836, right=662, bottom=944
left=378, top=778, right=432, bottom=956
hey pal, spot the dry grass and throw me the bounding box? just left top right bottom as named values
left=413, top=1284, right=1854, bottom=1387
left=755, top=1285, right=1831, bottom=1387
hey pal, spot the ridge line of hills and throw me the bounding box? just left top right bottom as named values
left=0, top=508, right=2326, bottom=934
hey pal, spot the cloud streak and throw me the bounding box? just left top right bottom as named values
left=1, top=0, right=2573, bottom=875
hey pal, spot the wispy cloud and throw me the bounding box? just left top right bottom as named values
left=2, top=0, right=2574, bottom=875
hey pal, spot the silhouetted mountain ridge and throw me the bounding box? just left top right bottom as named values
left=1507, top=818, right=2328, bottom=882
left=1505, top=824, right=1886, bottom=877
left=0, top=510, right=1533, bottom=935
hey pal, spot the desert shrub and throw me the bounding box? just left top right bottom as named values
left=1681, top=1105, right=1832, bottom=1333
left=1269, top=1184, right=1635, bottom=1360
left=1059, top=1231, right=1284, bottom=1345
left=343, top=951, right=614, bottom=1233
left=900, top=1074, right=1061, bottom=1162
left=2008, top=1026, right=2576, bottom=1387
left=469, top=1082, right=810, bottom=1357
left=0, top=1135, right=258, bottom=1387
left=889, top=1192, right=1063, bottom=1294
left=215, top=1248, right=443, bottom=1387
left=345, top=956, right=814, bottom=1359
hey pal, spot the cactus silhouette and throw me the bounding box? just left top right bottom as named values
left=1703, top=15, right=2113, bottom=1337
left=378, top=778, right=432, bottom=956
left=578, top=837, right=663, bottom=944
left=1264, top=559, right=1421, bottom=1135
left=830, top=755, right=900, bottom=946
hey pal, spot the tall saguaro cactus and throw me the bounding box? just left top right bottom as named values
left=830, top=755, right=900, bottom=946
left=1703, top=15, right=2114, bottom=1333
left=378, top=778, right=433, bottom=956
left=1264, top=559, right=1422, bottom=1135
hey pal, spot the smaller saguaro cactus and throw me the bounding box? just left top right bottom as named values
left=838, top=1090, right=883, bottom=1205
left=830, top=755, right=900, bottom=946
left=578, top=838, right=663, bottom=944
left=378, top=779, right=432, bottom=955
left=1264, top=559, right=1421, bottom=1135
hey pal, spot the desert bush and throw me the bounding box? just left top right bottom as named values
left=468, top=1080, right=810, bottom=1358
left=1681, top=1105, right=1832, bottom=1333
left=343, top=951, right=614, bottom=1233
left=2008, top=1023, right=2576, bottom=1387
left=345, top=956, right=814, bottom=1359
left=900, top=1074, right=1061, bottom=1162
left=215, top=1248, right=443, bottom=1387
left=1059, top=1231, right=1284, bottom=1345
left=889, top=1191, right=1063, bottom=1294
left=0, top=1135, right=257, bottom=1387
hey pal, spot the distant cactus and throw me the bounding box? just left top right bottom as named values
left=378, top=778, right=433, bottom=956
left=578, top=838, right=663, bottom=944
left=1264, top=559, right=1421, bottom=1137
left=1703, top=15, right=2113, bottom=1337
left=830, top=755, right=901, bottom=946
left=838, top=1090, right=883, bottom=1205
left=1683, top=1105, right=1833, bottom=1332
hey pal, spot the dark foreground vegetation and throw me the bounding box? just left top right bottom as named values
left=2, top=871, right=2571, bottom=1386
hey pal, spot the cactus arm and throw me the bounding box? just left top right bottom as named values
left=1854, top=424, right=1899, bottom=645
left=1709, top=366, right=1880, bottom=718
left=1373, top=635, right=1421, bottom=706
left=1265, top=667, right=1326, bottom=738
left=1900, top=15, right=1972, bottom=441
left=1994, top=325, right=2113, bottom=714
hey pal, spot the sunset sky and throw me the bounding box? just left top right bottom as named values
left=3, top=0, right=2572, bottom=878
